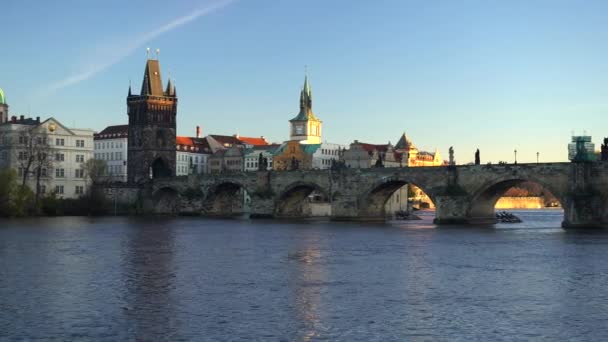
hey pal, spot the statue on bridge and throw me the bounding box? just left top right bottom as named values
left=449, top=146, right=455, bottom=165
left=602, top=137, right=608, bottom=162
left=475, top=149, right=480, bottom=165
left=374, top=153, right=384, bottom=168
left=258, top=153, right=269, bottom=171
left=290, top=156, right=299, bottom=170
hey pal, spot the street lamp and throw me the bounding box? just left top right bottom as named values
left=536, top=152, right=539, bottom=164
left=514, top=149, right=517, bottom=164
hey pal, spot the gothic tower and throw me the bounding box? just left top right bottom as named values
left=289, top=76, right=322, bottom=144
left=127, top=58, right=177, bottom=184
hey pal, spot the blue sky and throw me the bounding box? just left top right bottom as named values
left=3, top=0, right=608, bottom=163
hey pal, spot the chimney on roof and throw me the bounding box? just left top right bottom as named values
left=20, top=115, right=24, bottom=122
left=36, top=116, right=40, bottom=123
left=196, top=125, right=201, bottom=138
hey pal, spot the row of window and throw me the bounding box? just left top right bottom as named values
left=177, top=154, right=205, bottom=163
left=106, top=165, right=124, bottom=175
left=18, top=167, right=85, bottom=178
left=13, top=136, right=85, bottom=148
left=94, top=152, right=123, bottom=161
left=245, top=161, right=273, bottom=169
left=320, top=149, right=340, bottom=156
left=95, top=141, right=124, bottom=150
left=16, top=152, right=86, bottom=163
left=37, top=185, right=84, bottom=195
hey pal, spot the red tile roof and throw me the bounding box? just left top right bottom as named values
left=357, top=142, right=389, bottom=153
left=237, top=136, right=269, bottom=146
left=176, top=136, right=212, bottom=154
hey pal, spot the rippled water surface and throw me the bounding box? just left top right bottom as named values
left=2, top=210, right=608, bottom=341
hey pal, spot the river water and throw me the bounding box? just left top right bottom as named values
left=1, top=209, right=608, bottom=341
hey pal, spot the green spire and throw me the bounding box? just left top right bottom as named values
left=0, top=88, right=5, bottom=105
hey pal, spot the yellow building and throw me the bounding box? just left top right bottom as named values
left=272, top=140, right=317, bottom=170
left=289, top=76, right=322, bottom=144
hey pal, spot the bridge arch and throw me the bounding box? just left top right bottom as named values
left=275, top=181, right=330, bottom=217
left=359, top=176, right=436, bottom=219
left=204, top=181, right=250, bottom=217
left=468, top=176, right=565, bottom=222
left=152, top=186, right=180, bottom=214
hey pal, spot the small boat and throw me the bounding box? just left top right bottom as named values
left=496, top=211, right=522, bottom=223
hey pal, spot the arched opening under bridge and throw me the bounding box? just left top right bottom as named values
left=469, top=179, right=563, bottom=223
left=361, top=178, right=435, bottom=221
left=205, top=182, right=250, bottom=217
left=275, top=183, right=330, bottom=218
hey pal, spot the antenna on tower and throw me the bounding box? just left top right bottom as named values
left=146, top=47, right=150, bottom=59
left=156, top=48, right=160, bottom=59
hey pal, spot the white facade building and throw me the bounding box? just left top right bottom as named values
left=176, top=136, right=211, bottom=176
left=94, top=125, right=128, bottom=182
left=244, top=145, right=279, bottom=171
left=0, top=117, right=94, bottom=198
left=311, top=142, right=345, bottom=169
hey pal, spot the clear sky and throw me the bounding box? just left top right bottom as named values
left=3, top=0, right=608, bottom=163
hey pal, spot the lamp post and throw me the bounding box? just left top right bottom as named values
left=536, top=152, right=539, bottom=164
left=514, top=149, right=517, bottom=164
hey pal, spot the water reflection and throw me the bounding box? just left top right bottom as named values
left=120, top=218, right=178, bottom=340
left=3, top=211, right=608, bottom=340
left=286, top=230, right=327, bottom=341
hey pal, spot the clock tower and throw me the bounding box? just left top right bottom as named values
left=289, top=76, right=322, bottom=144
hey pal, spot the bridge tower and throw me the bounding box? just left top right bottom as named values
left=127, top=56, right=177, bottom=184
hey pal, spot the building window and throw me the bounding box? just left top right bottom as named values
left=54, top=185, right=64, bottom=194
left=76, top=154, right=84, bottom=163
left=39, top=185, right=46, bottom=194
left=18, top=135, right=27, bottom=144
left=75, top=186, right=84, bottom=195
left=56, top=168, right=65, bottom=178
left=75, top=169, right=85, bottom=178
left=18, top=151, right=27, bottom=160
left=56, top=138, right=65, bottom=146
left=55, top=153, right=65, bottom=162
left=41, top=168, right=47, bottom=177
left=76, top=140, right=85, bottom=147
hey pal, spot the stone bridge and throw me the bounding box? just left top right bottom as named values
left=143, top=162, right=608, bottom=228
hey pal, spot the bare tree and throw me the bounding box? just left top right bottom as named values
left=13, top=127, right=53, bottom=202
left=84, top=158, right=108, bottom=185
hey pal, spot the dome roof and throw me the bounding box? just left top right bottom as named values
left=0, top=88, right=5, bottom=105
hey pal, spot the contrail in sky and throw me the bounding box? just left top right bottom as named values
left=43, top=0, right=234, bottom=94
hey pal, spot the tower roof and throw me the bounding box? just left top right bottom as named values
left=0, top=88, right=5, bottom=105
left=141, top=59, right=164, bottom=96
left=395, top=132, right=415, bottom=150
left=290, top=75, right=319, bottom=122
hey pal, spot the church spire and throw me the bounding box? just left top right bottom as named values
left=165, top=78, right=176, bottom=96
left=299, top=75, right=313, bottom=113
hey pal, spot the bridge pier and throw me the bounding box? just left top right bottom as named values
left=433, top=195, right=473, bottom=224
left=561, top=163, right=606, bottom=228
left=249, top=197, right=275, bottom=219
